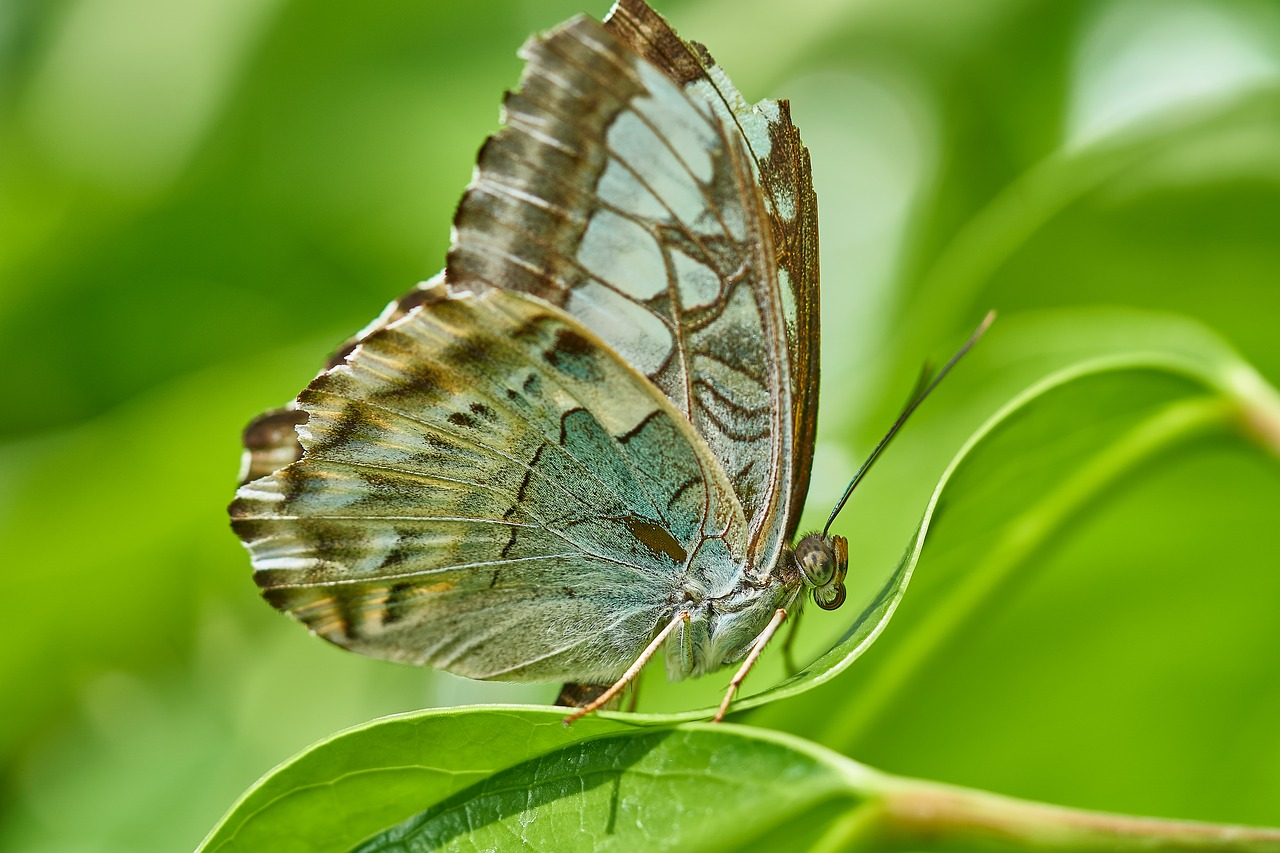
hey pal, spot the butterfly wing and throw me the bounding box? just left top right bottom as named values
left=231, top=3, right=818, bottom=684
left=604, top=0, right=821, bottom=543
left=449, top=5, right=819, bottom=574
left=231, top=280, right=748, bottom=683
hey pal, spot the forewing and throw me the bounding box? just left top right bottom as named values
left=604, top=0, right=821, bottom=542
left=448, top=8, right=818, bottom=570
left=231, top=282, right=748, bottom=683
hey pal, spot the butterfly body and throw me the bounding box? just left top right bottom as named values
left=231, top=0, right=847, bottom=707
left=670, top=568, right=802, bottom=680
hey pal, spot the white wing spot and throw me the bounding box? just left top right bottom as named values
left=236, top=483, right=285, bottom=504
left=578, top=208, right=666, bottom=301
left=353, top=529, right=402, bottom=575
left=597, top=158, right=669, bottom=220
left=684, top=76, right=778, bottom=166
left=672, top=250, right=721, bottom=309
left=778, top=267, right=798, bottom=330
left=766, top=184, right=796, bottom=223
left=607, top=111, right=707, bottom=226
left=565, top=280, right=673, bottom=376
left=632, top=62, right=718, bottom=184
left=256, top=556, right=315, bottom=571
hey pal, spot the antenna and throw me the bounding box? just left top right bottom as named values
left=822, top=311, right=996, bottom=537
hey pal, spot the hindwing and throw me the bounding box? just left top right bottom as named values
left=231, top=281, right=748, bottom=682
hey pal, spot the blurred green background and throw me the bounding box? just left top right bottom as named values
left=3, top=0, right=1279, bottom=849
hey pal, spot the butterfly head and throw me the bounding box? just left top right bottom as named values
left=793, top=533, right=848, bottom=610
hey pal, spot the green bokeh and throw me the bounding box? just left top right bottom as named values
left=3, top=0, right=1279, bottom=849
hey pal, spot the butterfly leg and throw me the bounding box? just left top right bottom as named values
left=562, top=610, right=690, bottom=725
left=713, top=608, right=787, bottom=723
left=780, top=605, right=804, bottom=676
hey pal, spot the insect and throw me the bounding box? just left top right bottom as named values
left=229, top=0, right=987, bottom=723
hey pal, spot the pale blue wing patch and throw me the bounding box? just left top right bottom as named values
left=231, top=284, right=748, bottom=682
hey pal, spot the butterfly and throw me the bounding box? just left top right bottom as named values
left=230, top=0, right=983, bottom=722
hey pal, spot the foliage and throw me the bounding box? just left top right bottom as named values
left=3, top=0, right=1280, bottom=849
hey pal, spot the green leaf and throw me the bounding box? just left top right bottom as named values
left=202, top=706, right=1280, bottom=852
left=198, top=707, right=876, bottom=853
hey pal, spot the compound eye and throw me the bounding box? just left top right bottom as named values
left=794, top=535, right=834, bottom=586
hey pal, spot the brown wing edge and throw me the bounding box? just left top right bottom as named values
left=779, top=111, right=820, bottom=539
left=604, top=0, right=821, bottom=541
left=603, top=0, right=704, bottom=85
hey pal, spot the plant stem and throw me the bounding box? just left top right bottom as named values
left=873, top=777, right=1280, bottom=852
left=1231, top=370, right=1280, bottom=461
